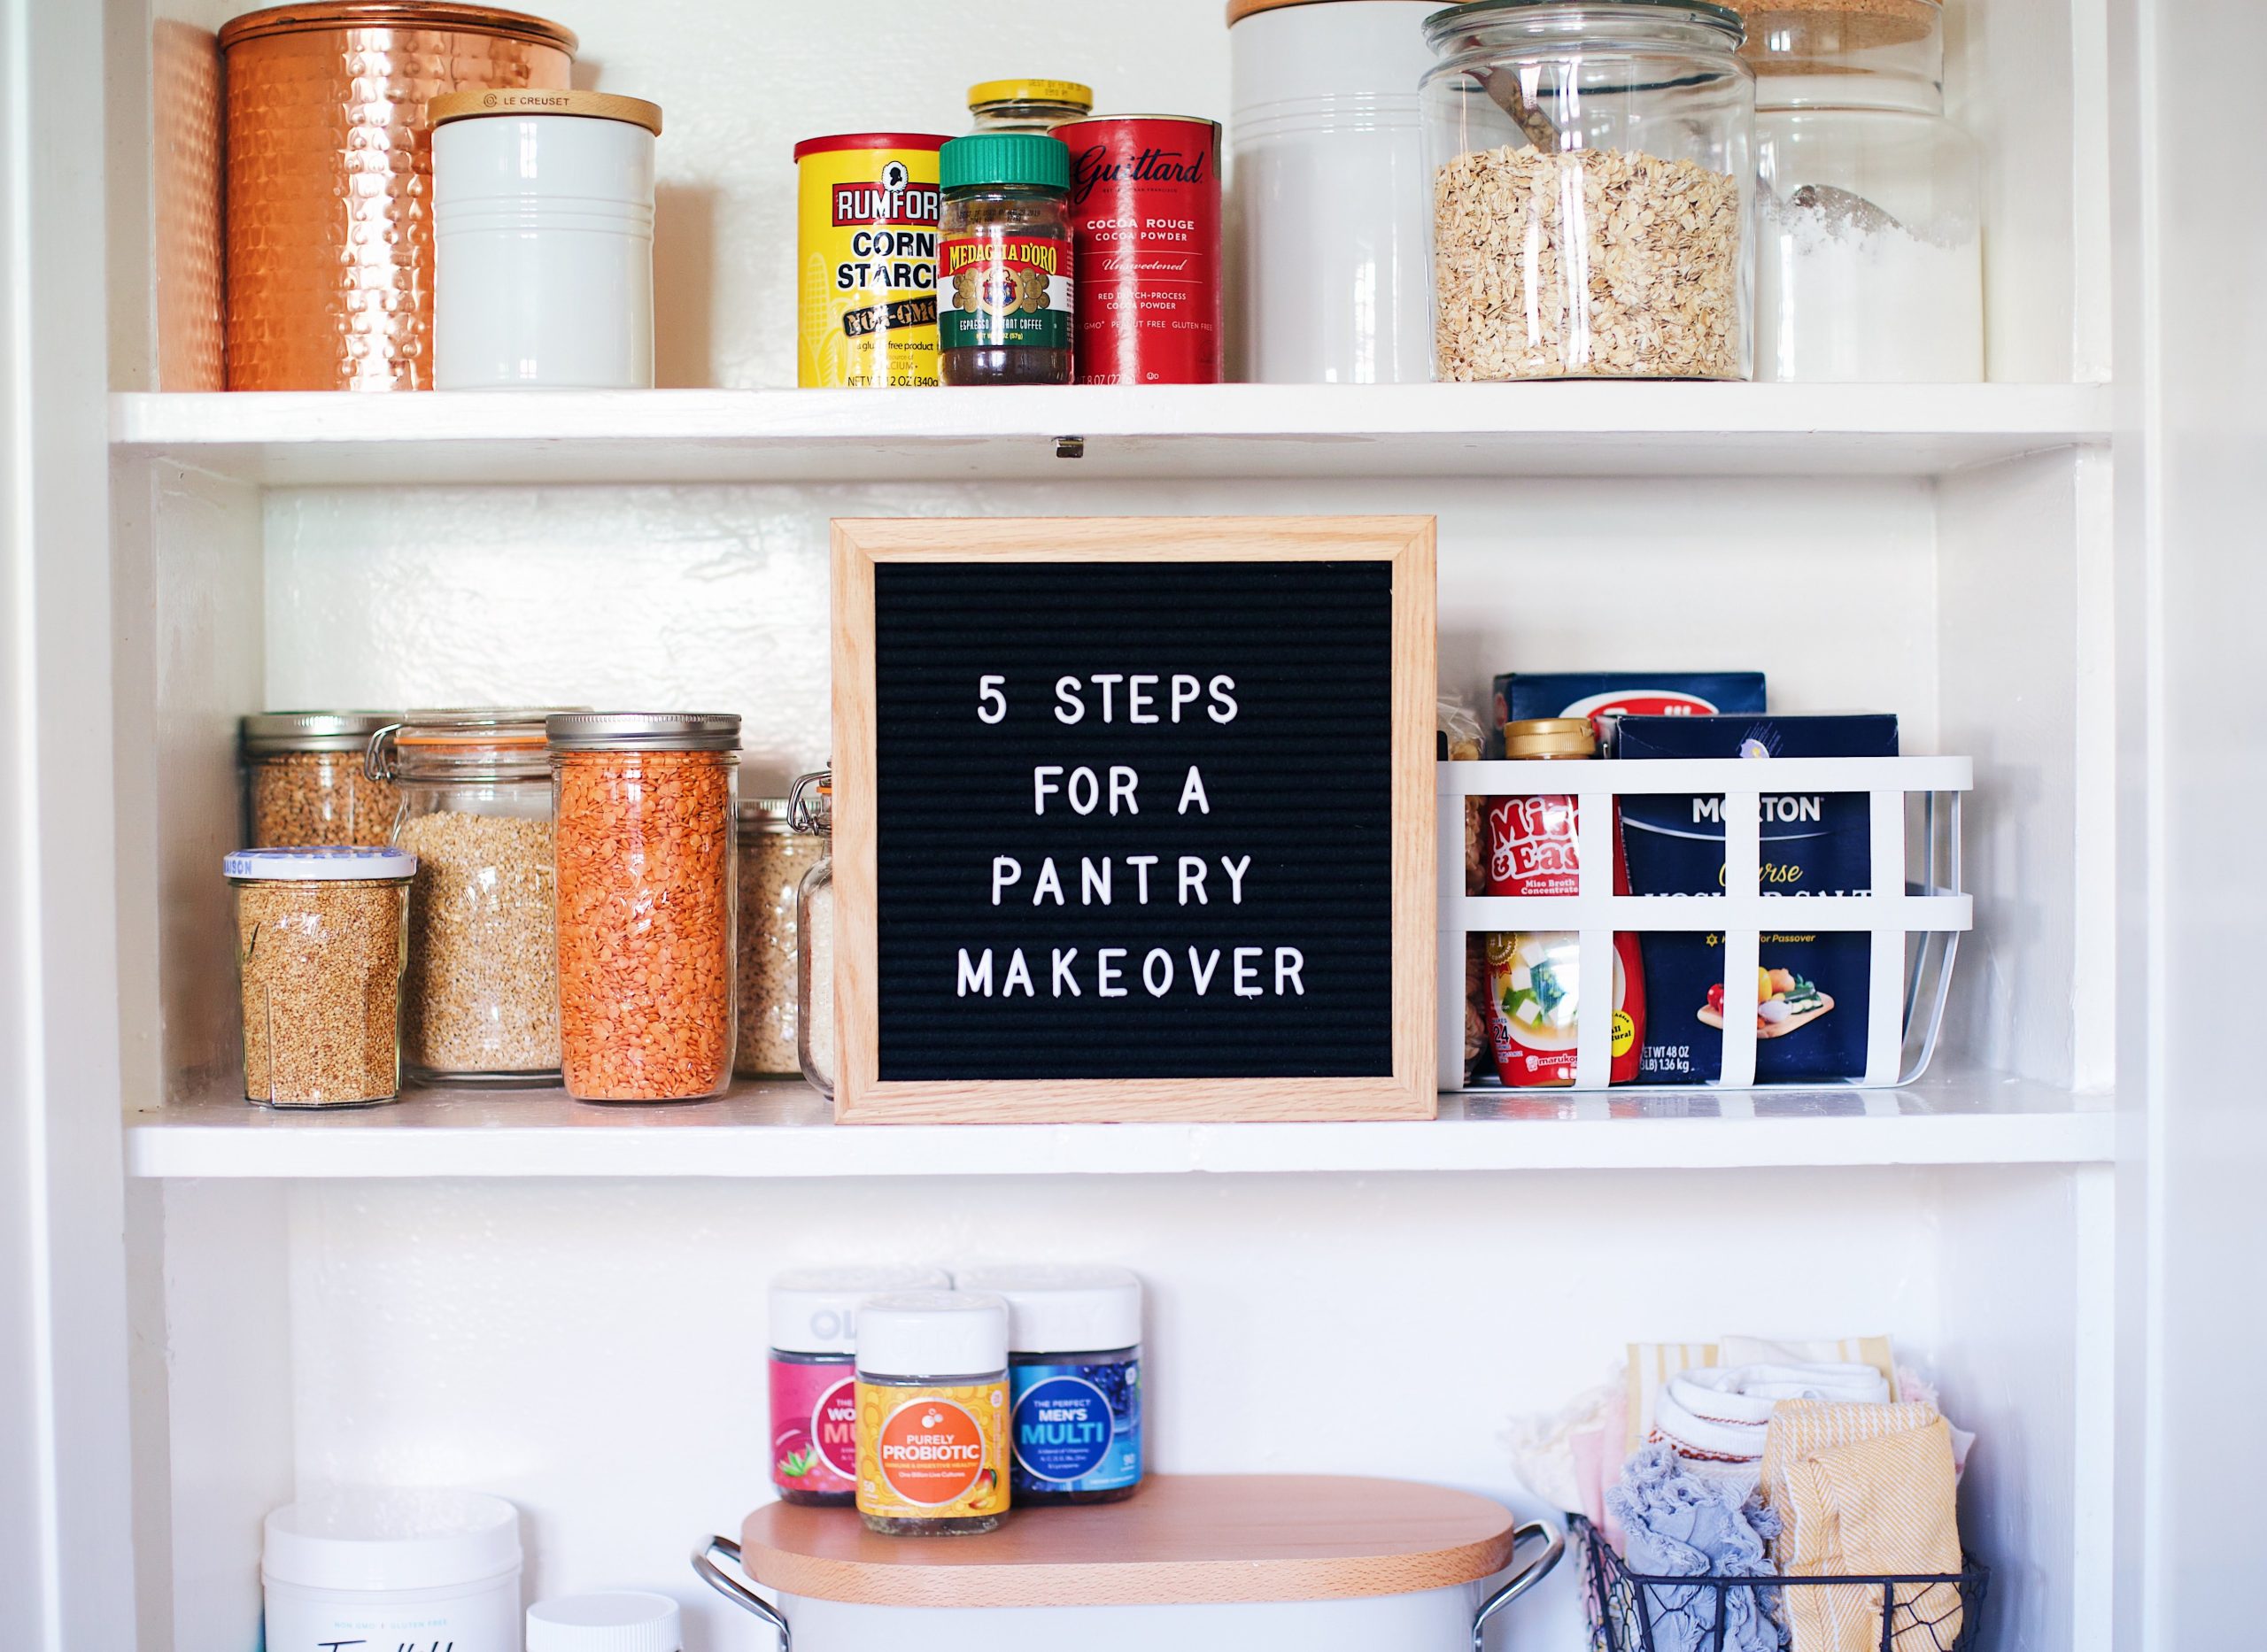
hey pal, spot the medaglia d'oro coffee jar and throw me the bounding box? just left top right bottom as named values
left=958, top=1265, right=1145, bottom=1504
left=767, top=1266, right=950, bottom=1506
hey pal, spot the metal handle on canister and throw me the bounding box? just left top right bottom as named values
left=693, top=1535, right=791, bottom=1649
left=1471, top=1519, right=1565, bottom=1652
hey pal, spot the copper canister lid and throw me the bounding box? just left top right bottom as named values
left=219, top=3, right=578, bottom=52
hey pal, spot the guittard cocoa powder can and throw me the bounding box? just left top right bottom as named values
left=1053, top=115, right=1223, bottom=384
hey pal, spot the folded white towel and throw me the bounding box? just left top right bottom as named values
left=1651, top=1362, right=1897, bottom=1503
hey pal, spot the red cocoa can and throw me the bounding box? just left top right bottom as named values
left=1053, top=115, right=1223, bottom=384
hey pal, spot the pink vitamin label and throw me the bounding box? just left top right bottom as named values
left=770, top=1358, right=859, bottom=1495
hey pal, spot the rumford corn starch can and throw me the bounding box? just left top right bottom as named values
left=794, top=133, right=948, bottom=387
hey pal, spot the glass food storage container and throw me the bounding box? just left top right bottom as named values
left=1421, top=0, right=1754, bottom=381
left=227, top=846, right=414, bottom=1108
left=243, top=711, right=403, bottom=847
left=1746, top=0, right=1982, bottom=381
left=369, top=708, right=584, bottom=1084
left=736, top=795, right=824, bottom=1079
left=791, top=770, right=835, bottom=1100
left=549, top=713, right=741, bottom=1102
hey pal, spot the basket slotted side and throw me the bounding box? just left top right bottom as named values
left=1573, top=1515, right=1990, bottom=1652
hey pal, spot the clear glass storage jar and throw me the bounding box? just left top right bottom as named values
left=369, top=708, right=584, bottom=1084
left=549, top=713, right=740, bottom=1102
left=243, top=711, right=402, bottom=847
left=1746, top=0, right=1981, bottom=382
left=967, top=77, right=1093, bottom=133
left=736, top=796, right=824, bottom=1078
left=227, top=846, right=414, bottom=1108
left=1421, top=0, right=1754, bottom=381
left=791, top=771, right=835, bottom=1099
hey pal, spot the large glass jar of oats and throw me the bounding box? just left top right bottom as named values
left=549, top=713, right=741, bottom=1103
left=242, top=712, right=402, bottom=846
left=1421, top=0, right=1754, bottom=381
left=368, top=709, right=584, bottom=1085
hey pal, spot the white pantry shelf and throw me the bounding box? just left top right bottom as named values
left=110, top=382, right=2110, bottom=486
left=126, top=1067, right=2111, bottom=1179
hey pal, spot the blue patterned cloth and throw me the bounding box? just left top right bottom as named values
left=1605, top=1444, right=1785, bottom=1652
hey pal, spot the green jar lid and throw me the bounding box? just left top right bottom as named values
left=940, top=131, right=1070, bottom=192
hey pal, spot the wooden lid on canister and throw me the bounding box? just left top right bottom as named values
left=429, top=88, right=663, bottom=135
left=739, top=1474, right=1517, bottom=1608
left=218, top=3, right=577, bottom=53
left=1226, top=0, right=1426, bottom=22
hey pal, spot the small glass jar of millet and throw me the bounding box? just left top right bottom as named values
left=936, top=132, right=1074, bottom=385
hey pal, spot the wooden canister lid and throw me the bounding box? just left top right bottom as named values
left=219, top=3, right=578, bottom=53
left=739, top=1474, right=1518, bottom=1608
left=1227, top=0, right=1417, bottom=21
left=429, top=87, right=662, bottom=135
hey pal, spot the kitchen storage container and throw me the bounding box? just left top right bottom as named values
left=550, top=713, right=740, bottom=1102
left=1438, top=754, right=1971, bottom=1090
left=1748, top=0, right=1983, bottom=382
left=736, top=796, right=824, bottom=1077
left=431, top=89, right=663, bottom=390
left=369, top=708, right=579, bottom=1082
left=263, top=1489, right=522, bottom=1650
left=227, top=845, right=414, bottom=1108
left=1420, top=0, right=1755, bottom=381
left=938, top=133, right=1077, bottom=386
left=956, top=1264, right=1145, bottom=1505
left=853, top=1290, right=1013, bottom=1535
left=1227, top=0, right=1437, bottom=382
left=968, top=78, right=1095, bottom=133
left=217, top=2, right=576, bottom=391
left=793, top=770, right=836, bottom=1099
left=526, top=1591, right=684, bottom=1650
left=698, top=1478, right=1562, bottom=1652
left=769, top=1266, right=955, bottom=1507
left=244, top=710, right=403, bottom=847
left=1574, top=1516, right=1988, bottom=1652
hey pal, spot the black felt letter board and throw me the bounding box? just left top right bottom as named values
left=871, top=560, right=1394, bottom=1080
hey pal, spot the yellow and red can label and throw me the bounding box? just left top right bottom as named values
left=855, top=1378, right=1010, bottom=1521
left=793, top=134, right=947, bottom=388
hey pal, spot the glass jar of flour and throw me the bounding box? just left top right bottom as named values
left=1748, top=0, right=1983, bottom=381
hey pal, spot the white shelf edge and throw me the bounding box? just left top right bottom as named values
left=125, top=1071, right=2115, bottom=1179
left=109, top=382, right=2114, bottom=485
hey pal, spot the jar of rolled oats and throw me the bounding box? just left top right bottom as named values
left=1421, top=0, right=1754, bottom=382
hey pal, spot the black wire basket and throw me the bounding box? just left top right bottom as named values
left=1572, top=1515, right=1991, bottom=1652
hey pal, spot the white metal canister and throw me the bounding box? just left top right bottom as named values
left=431, top=89, right=662, bottom=390
left=1227, top=0, right=1438, bottom=383
left=263, top=1489, right=522, bottom=1650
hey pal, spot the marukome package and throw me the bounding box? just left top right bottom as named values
left=1616, top=714, right=1899, bottom=1084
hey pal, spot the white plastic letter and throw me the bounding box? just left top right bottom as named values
left=1033, top=858, right=1065, bottom=906
left=978, top=675, right=1007, bottom=725
left=1275, top=947, right=1306, bottom=996
left=1055, top=677, right=1085, bottom=724
left=1178, top=855, right=1209, bottom=906
left=1178, top=766, right=1211, bottom=815
left=1081, top=858, right=1112, bottom=907
left=1220, top=853, right=1251, bottom=905
left=1187, top=947, right=1221, bottom=994
left=1110, top=765, right=1140, bottom=814
left=1097, top=948, right=1128, bottom=998
left=1128, top=675, right=1159, bottom=723
left=1052, top=948, right=1081, bottom=996
left=1068, top=768, right=1100, bottom=815
left=1126, top=854, right=1159, bottom=903
left=1033, top=766, right=1064, bottom=814
left=1141, top=949, right=1173, bottom=996
left=1170, top=674, right=1201, bottom=722
left=956, top=948, right=994, bottom=997
left=991, top=856, right=1022, bottom=905
left=1208, top=675, right=1239, bottom=723
left=1002, top=949, right=1034, bottom=997
left=1234, top=946, right=1264, bottom=998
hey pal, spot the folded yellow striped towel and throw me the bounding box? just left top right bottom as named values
left=1760, top=1401, right=1962, bottom=1652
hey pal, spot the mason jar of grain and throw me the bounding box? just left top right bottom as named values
left=549, top=713, right=741, bottom=1102
left=369, top=708, right=584, bottom=1084
left=736, top=796, right=823, bottom=1079
left=243, top=712, right=403, bottom=847
left=790, top=770, right=835, bottom=1100
left=1421, top=0, right=1754, bottom=381
left=227, top=846, right=414, bottom=1108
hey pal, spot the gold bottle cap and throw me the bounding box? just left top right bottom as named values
left=1501, top=717, right=1598, bottom=759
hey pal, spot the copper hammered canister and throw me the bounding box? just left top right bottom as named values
left=219, top=3, right=577, bottom=390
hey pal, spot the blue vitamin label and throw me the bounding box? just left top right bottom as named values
left=1010, top=1361, right=1141, bottom=1494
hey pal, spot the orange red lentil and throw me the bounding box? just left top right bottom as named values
left=553, top=747, right=738, bottom=1100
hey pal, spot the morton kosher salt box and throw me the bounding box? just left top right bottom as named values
left=1491, top=671, right=1766, bottom=754
left=1616, top=714, right=1899, bottom=1084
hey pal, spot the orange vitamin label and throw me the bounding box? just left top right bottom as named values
left=855, top=1378, right=1010, bottom=1520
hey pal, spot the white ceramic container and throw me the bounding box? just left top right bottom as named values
left=1227, top=0, right=1438, bottom=383
left=431, top=89, right=662, bottom=390
left=263, top=1488, right=522, bottom=1651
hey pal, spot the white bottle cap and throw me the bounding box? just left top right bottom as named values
left=855, top=1290, right=1010, bottom=1378
left=955, top=1265, right=1143, bottom=1354
left=769, top=1266, right=954, bottom=1355
left=261, top=1489, right=520, bottom=1592
left=527, top=1591, right=683, bottom=1652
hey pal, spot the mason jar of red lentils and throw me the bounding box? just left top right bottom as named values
left=547, top=713, right=740, bottom=1101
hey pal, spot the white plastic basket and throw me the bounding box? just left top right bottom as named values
left=1438, top=757, right=1973, bottom=1092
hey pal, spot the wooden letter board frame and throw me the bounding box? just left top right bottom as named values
left=831, top=515, right=1437, bottom=1125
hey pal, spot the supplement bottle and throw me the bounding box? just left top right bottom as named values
left=958, top=1265, right=1144, bottom=1504
left=767, top=1266, right=950, bottom=1507
left=936, top=133, right=1074, bottom=385
left=854, top=1292, right=1012, bottom=1535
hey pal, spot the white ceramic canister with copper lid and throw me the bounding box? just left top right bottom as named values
left=1226, top=0, right=1438, bottom=383
left=431, top=88, right=662, bottom=388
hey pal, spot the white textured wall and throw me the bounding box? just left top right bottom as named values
left=285, top=1169, right=1954, bottom=1650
